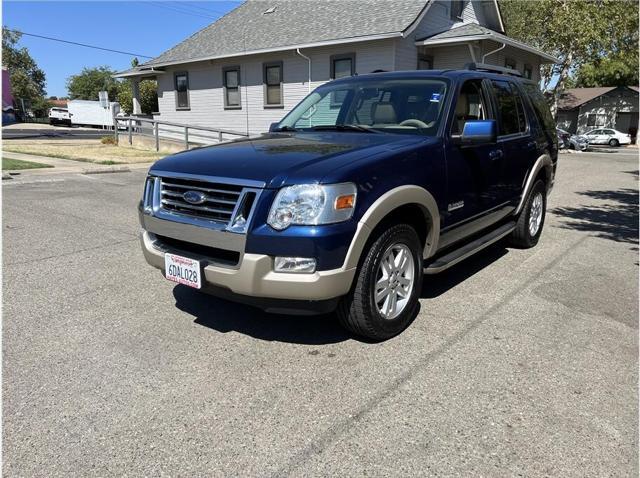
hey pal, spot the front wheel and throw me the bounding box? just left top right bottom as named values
left=338, top=224, right=423, bottom=341
left=510, top=179, right=546, bottom=248
left=609, top=138, right=619, bottom=147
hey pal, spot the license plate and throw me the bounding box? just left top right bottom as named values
left=164, top=253, right=202, bottom=289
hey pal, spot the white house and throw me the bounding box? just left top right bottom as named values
left=115, top=0, right=557, bottom=136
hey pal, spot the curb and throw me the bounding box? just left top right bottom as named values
left=82, top=166, right=131, bottom=175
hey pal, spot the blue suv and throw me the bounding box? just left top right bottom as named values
left=139, top=65, right=558, bottom=340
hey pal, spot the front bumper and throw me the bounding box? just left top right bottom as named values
left=140, top=230, right=356, bottom=302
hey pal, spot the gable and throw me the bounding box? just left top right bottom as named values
left=409, top=0, right=504, bottom=40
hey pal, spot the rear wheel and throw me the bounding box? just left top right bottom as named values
left=510, top=179, right=546, bottom=248
left=609, top=138, right=620, bottom=147
left=338, top=224, right=423, bottom=341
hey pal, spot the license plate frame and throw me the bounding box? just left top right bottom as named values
left=164, top=253, right=202, bottom=289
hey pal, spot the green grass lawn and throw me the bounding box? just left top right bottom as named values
left=2, top=158, right=54, bottom=170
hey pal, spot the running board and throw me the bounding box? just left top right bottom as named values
left=424, top=222, right=516, bottom=274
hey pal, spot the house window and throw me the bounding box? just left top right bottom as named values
left=587, top=114, right=606, bottom=127
left=417, top=54, right=433, bottom=70
left=451, top=0, right=464, bottom=20
left=504, top=58, right=516, bottom=70
left=223, top=66, right=241, bottom=109
left=330, top=53, right=355, bottom=79
left=523, top=64, right=533, bottom=79
left=263, top=61, right=283, bottom=107
left=330, top=53, right=355, bottom=106
left=174, top=72, right=189, bottom=110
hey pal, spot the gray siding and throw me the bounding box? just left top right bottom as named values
left=154, top=39, right=395, bottom=136
left=417, top=41, right=541, bottom=82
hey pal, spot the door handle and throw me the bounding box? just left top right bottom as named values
left=489, top=149, right=503, bottom=160
left=526, top=141, right=536, bottom=149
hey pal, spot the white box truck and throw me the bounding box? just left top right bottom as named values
left=67, top=100, right=120, bottom=128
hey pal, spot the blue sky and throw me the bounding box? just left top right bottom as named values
left=3, top=1, right=241, bottom=97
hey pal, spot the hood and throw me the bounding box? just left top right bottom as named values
left=150, top=132, right=429, bottom=188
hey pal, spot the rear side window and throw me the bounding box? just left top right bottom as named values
left=522, top=83, right=556, bottom=133
left=491, top=80, right=526, bottom=136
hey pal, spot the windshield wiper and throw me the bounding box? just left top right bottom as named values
left=310, top=124, right=378, bottom=133
left=273, top=125, right=298, bottom=132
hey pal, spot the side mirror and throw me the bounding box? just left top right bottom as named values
left=454, top=119, right=497, bottom=146
left=268, top=122, right=279, bottom=132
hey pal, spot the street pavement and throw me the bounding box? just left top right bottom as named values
left=2, top=151, right=638, bottom=476
left=2, top=123, right=111, bottom=140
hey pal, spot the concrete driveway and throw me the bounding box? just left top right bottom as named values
left=2, top=151, right=638, bottom=476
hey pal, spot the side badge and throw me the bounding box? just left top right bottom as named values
left=447, top=201, right=464, bottom=212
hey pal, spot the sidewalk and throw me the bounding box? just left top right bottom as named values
left=2, top=151, right=153, bottom=177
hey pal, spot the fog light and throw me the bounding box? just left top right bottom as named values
left=274, top=256, right=316, bottom=273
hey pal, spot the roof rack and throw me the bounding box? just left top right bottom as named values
left=464, top=62, right=522, bottom=77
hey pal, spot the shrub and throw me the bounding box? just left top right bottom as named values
left=100, top=136, right=117, bottom=145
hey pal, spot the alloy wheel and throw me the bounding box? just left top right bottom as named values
left=374, top=243, right=415, bottom=320
left=528, top=192, right=544, bottom=236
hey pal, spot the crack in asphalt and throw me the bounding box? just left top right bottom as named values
left=272, top=235, right=589, bottom=477
left=4, top=238, right=139, bottom=266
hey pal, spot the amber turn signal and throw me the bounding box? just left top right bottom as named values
left=335, top=194, right=355, bottom=210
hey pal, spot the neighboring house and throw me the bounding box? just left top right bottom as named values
left=115, top=0, right=557, bottom=136
left=557, top=86, right=639, bottom=138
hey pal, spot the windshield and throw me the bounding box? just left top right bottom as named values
left=277, top=78, right=449, bottom=136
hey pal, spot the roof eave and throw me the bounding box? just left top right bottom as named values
left=113, top=67, right=166, bottom=79
left=140, top=32, right=404, bottom=70
left=416, top=33, right=559, bottom=63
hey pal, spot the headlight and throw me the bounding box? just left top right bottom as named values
left=267, top=183, right=357, bottom=230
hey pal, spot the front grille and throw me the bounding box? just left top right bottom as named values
left=159, top=177, right=243, bottom=223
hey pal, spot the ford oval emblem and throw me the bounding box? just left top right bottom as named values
left=183, top=190, right=207, bottom=205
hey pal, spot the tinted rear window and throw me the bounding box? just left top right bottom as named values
left=491, top=80, right=527, bottom=136
left=522, top=83, right=556, bottom=133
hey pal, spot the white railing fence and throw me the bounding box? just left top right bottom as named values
left=113, top=116, right=248, bottom=151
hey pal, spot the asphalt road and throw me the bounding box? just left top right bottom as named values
left=2, top=125, right=111, bottom=140
left=3, top=151, right=638, bottom=476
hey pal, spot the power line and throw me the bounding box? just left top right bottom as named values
left=147, top=1, right=219, bottom=19
left=7, top=29, right=153, bottom=58
left=177, top=1, right=241, bottom=16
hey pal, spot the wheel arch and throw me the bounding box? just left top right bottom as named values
left=515, top=153, right=553, bottom=216
left=343, top=185, right=440, bottom=270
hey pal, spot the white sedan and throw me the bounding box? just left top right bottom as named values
left=583, top=128, right=632, bottom=147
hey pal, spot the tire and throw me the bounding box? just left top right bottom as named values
left=510, top=179, right=546, bottom=248
left=609, top=138, right=619, bottom=147
left=337, top=224, right=423, bottom=341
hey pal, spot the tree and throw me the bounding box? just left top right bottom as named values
left=573, top=53, right=639, bottom=87
left=66, top=66, right=119, bottom=101
left=500, top=0, right=639, bottom=116
left=2, top=27, right=47, bottom=111
left=117, top=80, right=158, bottom=115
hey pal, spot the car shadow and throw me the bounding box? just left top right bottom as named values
left=549, top=188, right=639, bottom=244
left=173, top=245, right=510, bottom=343
left=420, top=242, right=509, bottom=299
left=172, top=285, right=352, bottom=345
